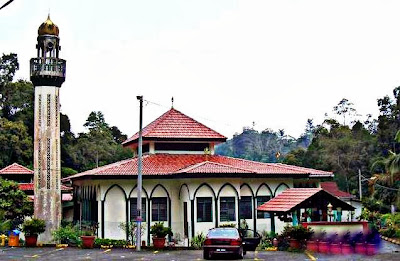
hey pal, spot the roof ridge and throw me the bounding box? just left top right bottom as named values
left=0, top=162, right=34, bottom=174
left=176, top=160, right=256, bottom=174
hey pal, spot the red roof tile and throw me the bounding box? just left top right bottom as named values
left=65, top=154, right=333, bottom=180
left=257, top=188, right=322, bottom=212
left=19, top=183, right=72, bottom=192
left=0, top=163, right=34, bottom=175
left=321, top=182, right=353, bottom=198
left=122, top=108, right=226, bottom=146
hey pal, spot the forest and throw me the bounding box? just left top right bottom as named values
left=1, top=53, right=399, bottom=211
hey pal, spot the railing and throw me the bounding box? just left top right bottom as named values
left=30, top=58, right=66, bottom=78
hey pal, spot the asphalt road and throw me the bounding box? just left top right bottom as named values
left=0, top=241, right=399, bottom=261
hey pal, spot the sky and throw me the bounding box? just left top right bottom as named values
left=1, top=0, right=400, bottom=139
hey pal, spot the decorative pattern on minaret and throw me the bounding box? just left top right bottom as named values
left=55, top=95, right=58, bottom=127
left=38, top=95, right=42, bottom=126
left=47, top=138, right=51, bottom=189
left=47, top=94, right=51, bottom=127
left=38, top=139, right=42, bottom=186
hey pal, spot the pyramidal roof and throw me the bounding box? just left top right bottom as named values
left=122, top=108, right=227, bottom=146
left=0, top=163, right=34, bottom=175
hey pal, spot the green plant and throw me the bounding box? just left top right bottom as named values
left=281, top=225, right=313, bottom=241
left=218, top=223, right=236, bottom=228
left=239, top=219, right=248, bottom=230
left=150, top=222, right=173, bottom=238
left=118, top=221, right=145, bottom=245
left=79, top=221, right=98, bottom=236
left=52, top=224, right=81, bottom=245
left=21, top=218, right=46, bottom=236
left=0, top=210, right=11, bottom=235
left=258, top=231, right=278, bottom=249
left=191, top=232, right=206, bottom=249
left=94, top=238, right=128, bottom=248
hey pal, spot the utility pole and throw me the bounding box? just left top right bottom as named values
left=358, top=169, right=362, bottom=201
left=136, top=96, right=143, bottom=251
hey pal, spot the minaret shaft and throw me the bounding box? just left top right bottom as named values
left=33, top=86, right=61, bottom=242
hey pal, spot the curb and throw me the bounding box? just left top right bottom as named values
left=380, top=235, right=400, bottom=245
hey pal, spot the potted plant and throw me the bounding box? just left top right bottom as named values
left=79, top=221, right=98, bottom=249
left=150, top=222, right=173, bottom=249
left=52, top=223, right=81, bottom=246
left=281, top=225, right=313, bottom=249
left=21, top=218, right=46, bottom=247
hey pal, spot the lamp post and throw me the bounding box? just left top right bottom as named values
left=136, top=96, right=143, bottom=251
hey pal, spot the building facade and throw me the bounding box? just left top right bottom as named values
left=66, top=108, right=333, bottom=246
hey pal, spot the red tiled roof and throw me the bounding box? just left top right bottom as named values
left=122, top=108, right=226, bottom=146
left=19, top=183, right=72, bottom=192
left=257, top=188, right=323, bottom=212
left=65, top=154, right=333, bottom=180
left=0, top=163, right=34, bottom=175
left=321, top=182, right=353, bottom=198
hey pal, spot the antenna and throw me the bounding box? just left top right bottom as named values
left=171, top=97, right=174, bottom=108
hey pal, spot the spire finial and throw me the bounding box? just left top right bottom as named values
left=171, top=97, right=174, bottom=108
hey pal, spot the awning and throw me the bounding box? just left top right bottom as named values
left=257, top=188, right=355, bottom=213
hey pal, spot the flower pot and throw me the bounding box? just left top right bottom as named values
left=306, top=240, right=318, bottom=252
left=8, top=234, right=19, bottom=247
left=81, top=236, right=95, bottom=249
left=355, top=242, right=366, bottom=255
left=272, top=238, right=279, bottom=247
left=341, top=243, right=353, bottom=255
left=366, top=243, right=377, bottom=256
left=25, top=234, right=38, bottom=247
left=289, top=239, right=301, bottom=249
left=318, top=241, right=329, bottom=254
left=330, top=243, right=341, bottom=255
left=152, top=237, right=166, bottom=249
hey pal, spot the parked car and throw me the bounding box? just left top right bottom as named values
left=203, top=227, right=244, bottom=259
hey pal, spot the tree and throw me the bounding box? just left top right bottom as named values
left=0, top=118, right=32, bottom=167
left=0, top=177, right=33, bottom=228
left=333, top=98, right=357, bottom=126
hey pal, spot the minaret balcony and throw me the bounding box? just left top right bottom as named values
left=30, top=58, right=66, bottom=87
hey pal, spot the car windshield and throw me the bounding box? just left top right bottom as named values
left=207, top=228, right=239, bottom=238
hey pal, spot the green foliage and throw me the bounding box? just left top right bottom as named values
left=0, top=210, right=11, bottom=234
left=258, top=231, right=277, bottom=249
left=94, top=238, right=128, bottom=247
left=21, top=218, right=46, bottom=236
left=52, top=224, right=81, bottom=245
left=281, top=225, right=313, bottom=241
left=218, top=223, right=236, bottom=228
left=79, top=221, right=98, bottom=236
left=0, top=177, right=32, bottom=228
left=150, top=222, right=173, bottom=238
left=191, top=232, right=206, bottom=249
left=118, top=221, right=145, bottom=245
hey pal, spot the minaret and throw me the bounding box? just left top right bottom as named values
left=30, top=15, right=66, bottom=243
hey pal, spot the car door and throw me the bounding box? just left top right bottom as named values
left=241, top=229, right=261, bottom=251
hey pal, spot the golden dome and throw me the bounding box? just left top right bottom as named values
left=38, top=15, right=59, bottom=36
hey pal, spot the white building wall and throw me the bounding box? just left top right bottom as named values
left=104, top=185, right=126, bottom=239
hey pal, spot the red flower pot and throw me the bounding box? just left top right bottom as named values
left=289, top=239, right=301, bottom=249
left=355, top=242, right=366, bottom=255
left=366, top=243, right=377, bottom=256
left=81, top=236, right=95, bottom=249
left=318, top=241, right=329, bottom=254
left=25, top=234, right=38, bottom=247
left=341, top=243, right=353, bottom=255
left=152, top=237, right=166, bottom=249
left=306, top=240, right=318, bottom=252
left=330, top=243, right=341, bottom=255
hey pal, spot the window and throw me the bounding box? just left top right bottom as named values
left=220, top=197, right=236, bottom=222
left=152, top=197, right=167, bottom=221
left=197, top=197, right=212, bottom=222
left=257, top=196, right=271, bottom=218
left=239, top=196, right=252, bottom=219
left=130, top=198, right=146, bottom=221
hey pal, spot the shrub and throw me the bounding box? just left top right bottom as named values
left=94, top=238, right=128, bottom=248
left=21, top=218, right=46, bottom=236
left=52, top=224, right=81, bottom=245
left=118, top=221, right=145, bottom=245
left=281, top=225, right=313, bottom=241
left=150, top=222, right=173, bottom=238
left=191, top=232, right=206, bottom=249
